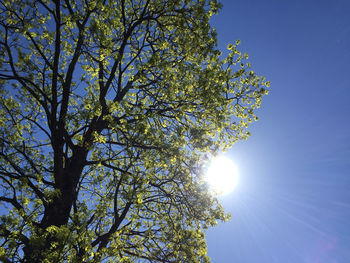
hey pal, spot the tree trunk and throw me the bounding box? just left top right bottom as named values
left=22, top=147, right=87, bottom=262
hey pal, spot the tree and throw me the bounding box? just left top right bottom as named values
left=0, top=0, right=269, bottom=262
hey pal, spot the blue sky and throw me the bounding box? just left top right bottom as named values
left=206, top=0, right=350, bottom=262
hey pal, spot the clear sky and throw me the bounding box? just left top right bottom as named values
left=206, top=0, right=350, bottom=262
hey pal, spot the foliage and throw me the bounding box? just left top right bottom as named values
left=0, top=0, right=269, bottom=262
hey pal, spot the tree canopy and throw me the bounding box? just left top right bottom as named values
left=0, top=0, right=269, bottom=262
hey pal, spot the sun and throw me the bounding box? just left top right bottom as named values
left=205, top=156, right=239, bottom=195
